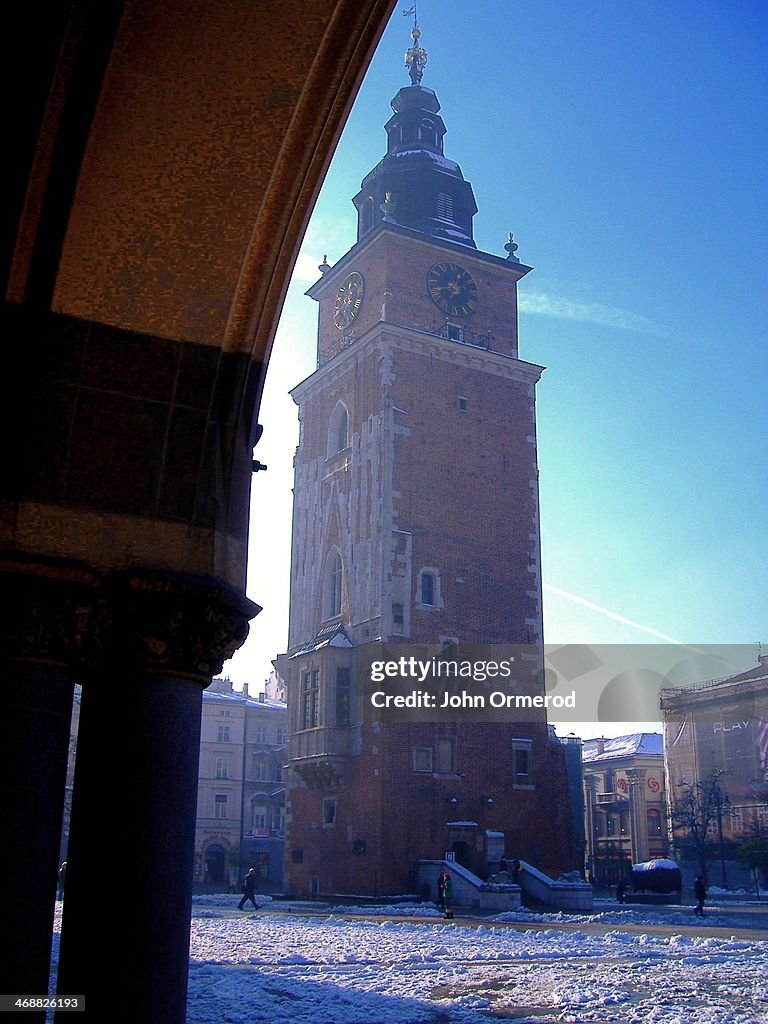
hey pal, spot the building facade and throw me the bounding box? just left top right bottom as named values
left=557, top=731, right=587, bottom=877
left=195, top=677, right=287, bottom=891
left=661, top=655, right=768, bottom=883
left=582, top=733, right=668, bottom=887
left=276, top=25, right=576, bottom=900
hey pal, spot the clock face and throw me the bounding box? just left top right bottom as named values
left=333, top=271, right=365, bottom=329
left=427, top=261, right=478, bottom=317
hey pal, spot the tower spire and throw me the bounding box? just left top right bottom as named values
left=404, top=9, right=427, bottom=86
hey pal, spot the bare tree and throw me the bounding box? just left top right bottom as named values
left=736, top=836, right=768, bottom=898
left=670, top=770, right=730, bottom=880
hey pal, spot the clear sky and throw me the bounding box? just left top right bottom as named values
left=225, top=1, right=767, bottom=735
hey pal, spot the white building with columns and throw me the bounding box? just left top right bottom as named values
left=582, top=733, right=667, bottom=888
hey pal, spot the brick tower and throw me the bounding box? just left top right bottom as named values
left=277, top=22, right=576, bottom=898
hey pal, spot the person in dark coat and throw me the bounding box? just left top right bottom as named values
left=693, top=875, right=707, bottom=918
left=441, top=873, right=454, bottom=919
left=238, top=867, right=259, bottom=911
left=437, top=871, right=450, bottom=909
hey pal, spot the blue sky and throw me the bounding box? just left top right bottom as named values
left=227, top=1, right=767, bottom=721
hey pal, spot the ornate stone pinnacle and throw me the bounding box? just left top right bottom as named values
left=505, top=232, right=520, bottom=263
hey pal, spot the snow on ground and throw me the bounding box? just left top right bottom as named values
left=184, top=897, right=768, bottom=1024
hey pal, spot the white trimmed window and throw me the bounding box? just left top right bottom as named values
left=436, top=739, right=454, bottom=774
left=511, top=738, right=533, bottom=787
left=301, top=669, right=319, bottom=730
left=328, top=402, right=349, bottom=456
left=417, top=567, right=442, bottom=609
left=413, top=747, right=433, bottom=772
left=324, top=550, right=343, bottom=619
left=252, top=755, right=266, bottom=781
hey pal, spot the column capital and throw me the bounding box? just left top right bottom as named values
left=1, top=553, right=97, bottom=668
left=1, top=556, right=260, bottom=683
left=93, top=569, right=260, bottom=682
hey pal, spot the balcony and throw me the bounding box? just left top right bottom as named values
left=596, top=792, right=628, bottom=809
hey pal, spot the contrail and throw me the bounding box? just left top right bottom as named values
left=543, top=583, right=684, bottom=645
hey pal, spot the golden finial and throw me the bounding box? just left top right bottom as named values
left=404, top=6, right=427, bottom=85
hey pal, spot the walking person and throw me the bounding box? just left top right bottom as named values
left=693, top=875, right=707, bottom=918
left=238, top=867, right=259, bottom=911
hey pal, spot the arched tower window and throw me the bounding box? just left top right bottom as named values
left=417, top=567, right=442, bottom=609
left=361, top=196, right=375, bottom=234
left=327, top=402, right=349, bottom=456
left=419, top=118, right=437, bottom=147
left=324, top=549, right=343, bottom=619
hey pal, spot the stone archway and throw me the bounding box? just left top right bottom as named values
left=1, top=2, right=397, bottom=1020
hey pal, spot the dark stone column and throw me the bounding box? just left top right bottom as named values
left=0, top=558, right=93, bottom=1021
left=55, top=570, right=258, bottom=1022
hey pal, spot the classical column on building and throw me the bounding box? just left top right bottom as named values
left=626, top=767, right=649, bottom=865
left=53, top=570, right=258, bottom=1022
left=0, top=558, right=258, bottom=1023
left=583, top=774, right=597, bottom=882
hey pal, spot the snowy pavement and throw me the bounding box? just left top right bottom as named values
left=184, top=896, right=768, bottom=1023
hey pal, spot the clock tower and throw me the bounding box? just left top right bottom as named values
left=277, top=22, right=576, bottom=898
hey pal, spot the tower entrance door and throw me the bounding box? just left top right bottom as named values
left=451, top=840, right=472, bottom=871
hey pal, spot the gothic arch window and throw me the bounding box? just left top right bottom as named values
left=361, top=196, right=375, bottom=234
left=323, top=548, right=344, bottom=619
left=327, top=402, right=349, bottom=456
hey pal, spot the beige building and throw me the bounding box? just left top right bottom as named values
left=195, top=676, right=287, bottom=891
left=661, top=655, right=768, bottom=885
left=582, top=733, right=667, bottom=887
